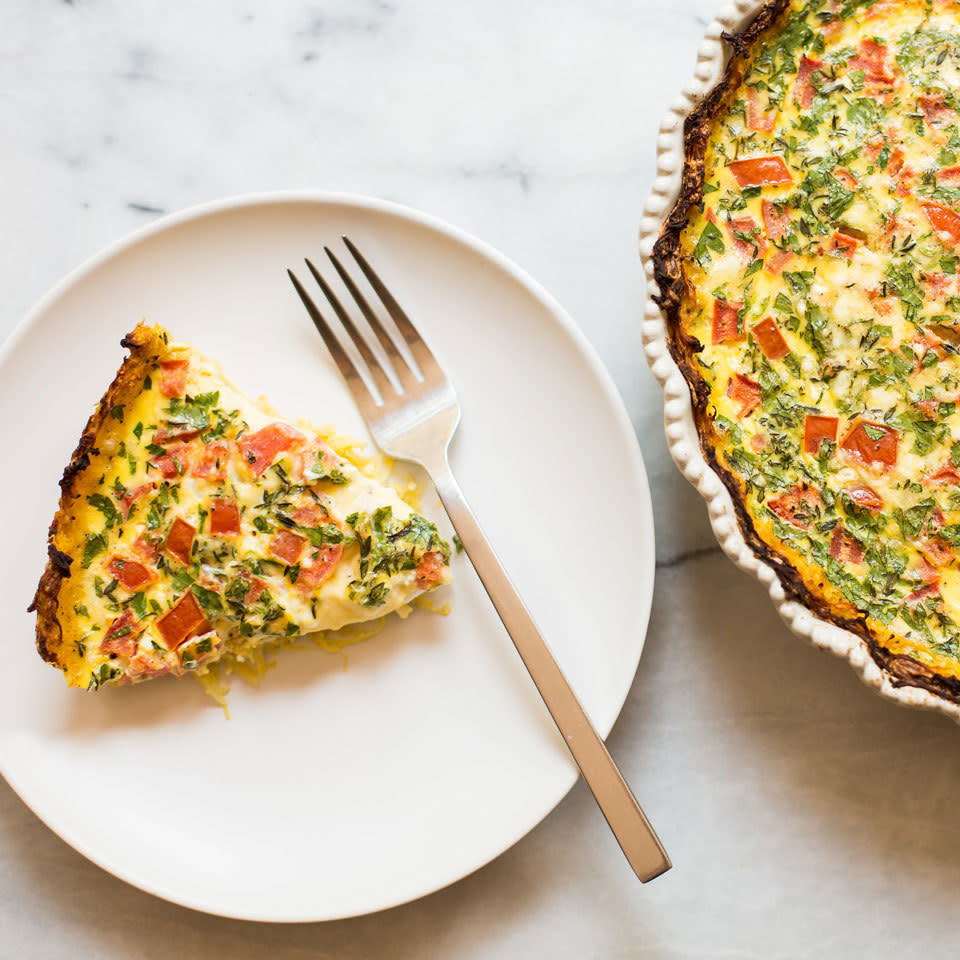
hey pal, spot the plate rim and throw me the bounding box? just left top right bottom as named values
left=637, top=0, right=960, bottom=723
left=1, top=189, right=657, bottom=921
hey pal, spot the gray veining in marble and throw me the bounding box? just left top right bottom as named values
left=4, top=1, right=960, bottom=957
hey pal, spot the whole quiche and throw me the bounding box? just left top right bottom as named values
left=654, top=0, right=960, bottom=705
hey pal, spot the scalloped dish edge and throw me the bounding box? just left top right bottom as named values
left=638, top=0, right=960, bottom=723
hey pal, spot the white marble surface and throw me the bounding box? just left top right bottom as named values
left=4, top=0, right=960, bottom=956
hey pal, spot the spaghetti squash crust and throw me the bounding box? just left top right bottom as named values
left=30, top=322, right=166, bottom=676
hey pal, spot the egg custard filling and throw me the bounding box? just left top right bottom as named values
left=31, top=322, right=451, bottom=690
left=654, top=0, right=960, bottom=699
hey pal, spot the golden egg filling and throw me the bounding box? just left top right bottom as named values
left=653, top=0, right=960, bottom=703
left=31, top=323, right=451, bottom=690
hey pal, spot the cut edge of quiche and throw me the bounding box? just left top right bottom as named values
left=652, top=0, right=960, bottom=707
left=31, top=322, right=452, bottom=691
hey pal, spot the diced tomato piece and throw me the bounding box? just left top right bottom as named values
left=827, top=231, right=859, bottom=257
left=752, top=317, right=789, bottom=360
left=239, top=572, right=267, bottom=605
left=833, top=167, right=858, bottom=190
left=767, top=485, right=823, bottom=529
left=728, top=155, right=793, bottom=188
left=915, top=329, right=950, bottom=362
left=864, top=136, right=886, bottom=163
left=156, top=591, right=209, bottom=650
left=726, top=216, right=766, bottom=261
left=915, top=397, right=939, bottom=418
left=922, top=202, right=960, bottom=246
left=887, top=148, right=905, bottom=175
left=153, top=455, right=179, bottom=480
left=107, top=556, right=155, bottom=592
left=158, top=360, right=189, bottom=398
left=102, top=633, right=138, bottom=659
left=916, top=555, right=941, bottom=583
left=208, top=498, right=241, bottom=536
left=894, top=166, right=915, bottom=197
left=153, top=425, right=201, bottom=445
left=762, top=199, right=791, bottom=241
left=132, top=533, right=161, bottom=562
left=938, top=165, right=960, bottom=186
left=907, top=581, right=941, bottom=605
left=124, top=653, right=174, bottom=681
left=849, top=38, right=893, bottom=84
left=750, top=432, right=767, bottom=452
left=270, top=529, right=305, bottom=565
left=295, top=544, right=344, bottom=591
left=165, top=517, right=196, bottom=566
left=840, top=420, right=899, bottom=468
left=867, top=286, right=894, bottom=315
left=228, top=569, right=268, bottom=606
left=101, top=610, right=140, bottom=657
left=894, top=166, right=917, bottom=197
left=846, top=484, right=883, bottom=512
left=830, top=526, right=864, bottom=564
left=239, top=422, right=305, bottom=477
left=921, top=536, right=954, bottom=568
left=928, top=463, right=960, bottom=485
left=118, top=482, right=155, bottom=520
left=794, top=56, right=822, bottom=109
left=415, top=551, right=447, bottom=586
left=292, top=504, right=334, bottom=527
left=803, top=414, right=839, bottom=454
left=821, top=18, right=842, bottom=37
left=923, top=271, right=952, bottom=297
left=104, top=610, right=135, bottom=638
left=921, top=94, right=953, bottom=128
left=765, top=249, right=793, bottom=275
left=150, top=445, right=191, bottom=479
left=712, top=299, right=743, bottom=344
left=882, top=212, right=902, bottom=240
left=191, top=440, right=232, bottom=481
left=726, top=373, right=762, bottom=417
left=746, top=86, right=776, bottom=132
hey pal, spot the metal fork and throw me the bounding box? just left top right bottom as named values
left=288, top=238, right=671, bottom=883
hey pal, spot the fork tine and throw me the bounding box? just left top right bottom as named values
left=323, top=245, right=419, bottom=388
left=341, top=236, right=442, bottom=379
left=287, top=269, right=381, bottom=412
left=304, top=258, right=397, bottom=400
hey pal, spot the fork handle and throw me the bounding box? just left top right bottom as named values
left=432, top=469, right=671, bottom=882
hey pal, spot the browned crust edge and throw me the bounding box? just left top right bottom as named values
left=650, top=1, right=960, bottom=708
left=28, top=323, right=166, bottom=674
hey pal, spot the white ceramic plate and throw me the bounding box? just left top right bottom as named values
left=639, top=0, right=960, bottom=722
left=0, top=192, right=655, bottom=921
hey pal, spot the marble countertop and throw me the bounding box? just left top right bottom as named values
left=5, top=1, right=960, bottom=956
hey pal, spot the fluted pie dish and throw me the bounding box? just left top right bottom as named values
left=642, top=0, right=960, bottom=719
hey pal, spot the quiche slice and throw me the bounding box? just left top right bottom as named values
left=31, top=322, right=451, bottom=690
left=653, top=0, right=960, bottom=705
